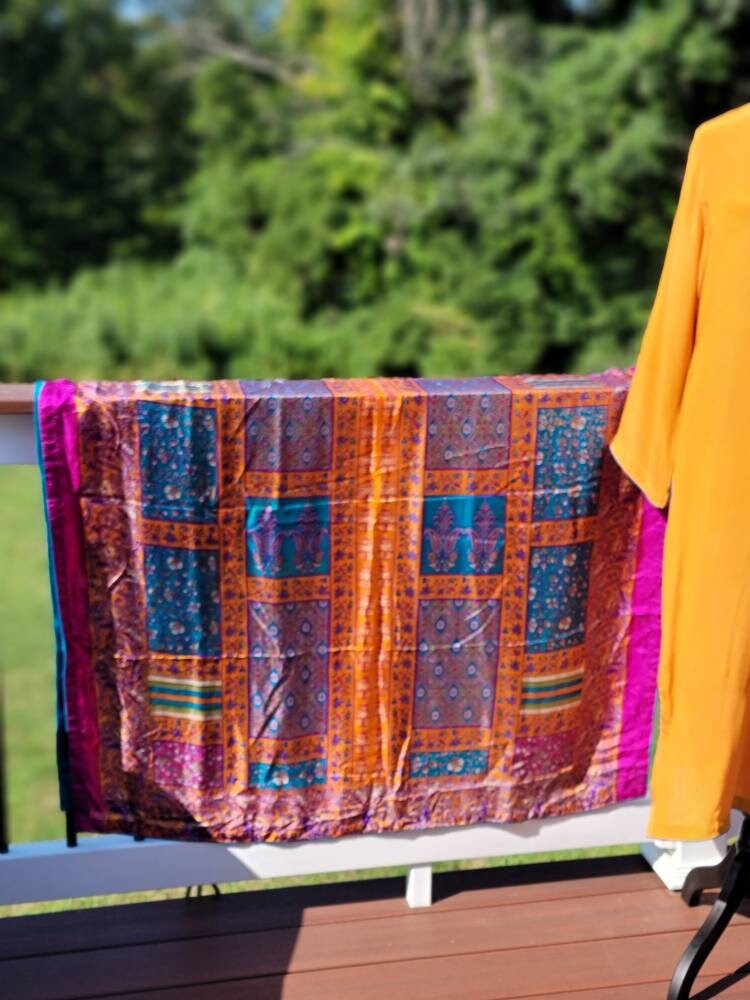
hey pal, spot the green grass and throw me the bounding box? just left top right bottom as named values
left=0, top=466, right=58, bottom=845
left=0, top=465, right=639, bottom=920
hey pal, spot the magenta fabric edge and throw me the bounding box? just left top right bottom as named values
left=615, top=495, right=666, bottom=801
left=38, top=380, right=104, bottom=825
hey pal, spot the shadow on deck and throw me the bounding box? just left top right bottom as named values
left=3, top=855, right=750, bottom=999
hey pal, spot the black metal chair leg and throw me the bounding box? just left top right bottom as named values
left=681, top=842, right=737, bottom=907
left=668, top=815, right=750, bottom=999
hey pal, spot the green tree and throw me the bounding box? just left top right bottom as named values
left=0, top=0, right=194, bottom=287
left=2, top=0, right=750, bottom=381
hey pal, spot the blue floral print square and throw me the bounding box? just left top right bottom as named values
left=138, top=402, right=218, bottom=523
left=144, top=545, right=221, bottom=655
left=525, top=541, right=593, bottom=653
left=532, top=405, right=608, bottom=521
left=421, top=495, right=505, bottom=575
left=246, top=496, right=330, bottom=578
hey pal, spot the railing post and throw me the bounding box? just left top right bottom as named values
left=406, top=864, right=432, bottom=907
left=65, top=810, right=78, bottom=849
left=1, top=394, right=41, bottom=852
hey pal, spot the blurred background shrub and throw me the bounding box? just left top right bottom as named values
left=0, top=0, right=748, bottom=381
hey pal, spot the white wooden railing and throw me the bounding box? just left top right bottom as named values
left=0, top=385, right=739, bottom=907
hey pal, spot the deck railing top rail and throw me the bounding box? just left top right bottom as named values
left=0, top=384, right=34, bottom=414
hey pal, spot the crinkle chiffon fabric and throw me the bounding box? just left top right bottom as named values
left=610, top=103, right=750, bottom=840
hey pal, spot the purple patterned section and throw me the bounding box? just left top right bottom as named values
left=511, top=731, right=573, bottom=780
left=248, top=600, right=330, bottom=739
left=414, top=598, right=501, bottom=728
left=417, top=377, right=511, bottom=470
left=241, top=379, right=333, bottom=471
left=152, top=741, right=223, bottom=788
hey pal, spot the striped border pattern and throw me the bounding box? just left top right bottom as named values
left=148, top=675, right=222, bottom=721
left=520, top=668, right=584, bottom=715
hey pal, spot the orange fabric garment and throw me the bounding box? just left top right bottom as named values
left=610, top=103, right=750, bottom=840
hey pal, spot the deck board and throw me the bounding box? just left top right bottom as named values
left=3, top=855, right=750, bottom=1000
left=0, top=855, right=655, bottom=960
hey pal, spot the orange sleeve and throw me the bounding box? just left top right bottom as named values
left=609, top=125, right=707, bottom=509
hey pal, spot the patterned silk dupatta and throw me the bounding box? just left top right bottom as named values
left=35, top=370, right=663, bottom=843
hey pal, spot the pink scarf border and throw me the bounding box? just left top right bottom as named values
left=615, top=496, right=665, bottom=801
left=35, top=379, right=104, bottom=827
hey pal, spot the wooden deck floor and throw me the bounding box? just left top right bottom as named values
left=3, top=855, right=750, bottom=999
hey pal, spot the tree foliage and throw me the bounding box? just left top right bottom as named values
left=0, top=0, right=747, bottom=381
left=0, top=0, right=195, bottom=288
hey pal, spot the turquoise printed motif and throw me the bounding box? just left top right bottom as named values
left=249, top=758, right=327, bottom=788
left=246, top=496, right=330, bottom=578
left=410, top=749, right=489, bottom=778
left=421, top=495, right=505, bottom=575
